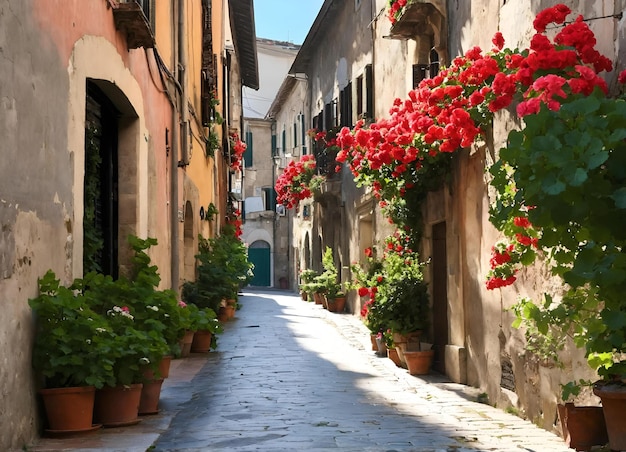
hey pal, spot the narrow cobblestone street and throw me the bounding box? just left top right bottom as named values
left=31, top=291, right=574, bottom=452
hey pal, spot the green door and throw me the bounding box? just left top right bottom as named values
left=248, top=241, right=271, bottom=286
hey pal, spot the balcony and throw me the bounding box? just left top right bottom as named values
left=387, top=0, right=446, bottom=47
left=112, top=0, right=154, bottom=49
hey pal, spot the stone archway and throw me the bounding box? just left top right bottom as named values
left=68, top=36, right=147, bottom=279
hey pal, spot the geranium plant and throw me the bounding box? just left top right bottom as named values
left=479, top=5, right=626, bottom=393
left=337, top=4, right=611, bottom=248
left=275, top=154, right=320, bottom=208
left=387, top=0, right=412, bottom=25
left=29, top=270, right=113, bottom=389
left=230, top=132, right=247, bottom=172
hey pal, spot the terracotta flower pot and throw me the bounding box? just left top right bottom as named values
left=370, top=334, right=378, bottom=351
left=158, top=355, right=172, bottom=379
left=327, top=296, right=346, bottom=313
left=403, top=349, right=434, bottom=375
left=179, top=330, right=194, bottom=357
left=557, top=402, right=608, bottom=451
left=593, top=382, right=626, bottom=451
left=190, top=330, right=213, bottom=353
left=138, top=379, right=164, bottom=415
left=94, top=384, right=143, bottom=427
left=388, top=348, right=402, bottom=367
left=40, top=386, right=98, bottom=432
left=313, top=292, right=323, bottom=305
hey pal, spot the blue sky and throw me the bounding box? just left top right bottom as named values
left=254, top=0, right=325, bottom=45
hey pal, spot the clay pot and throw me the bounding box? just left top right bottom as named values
left=158, top=355, right=172, bottom=379
left=593, top=382, right=626, bottom=451
left=138, top=379, right=164, bottom=415
left=403, top=349, right=434, bottom=375
left=179, top=330, right=194, bottom=357
left=313, top=292, right=324, bottom=305
left=557, top=403, right=608, bottom=451
left=327, top=296, right=346, bottom=313
left=40, top=386, right=97, bottom=432
left=388, top=348, right=402, bottom=367
left=370, top=334, right=378, bottom=351
left=94, top=384, right=143, bottom=427
left=190, top=330, right=213, bottom=353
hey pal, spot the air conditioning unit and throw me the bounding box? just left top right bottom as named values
left=276, top=205, right=286, bottom=217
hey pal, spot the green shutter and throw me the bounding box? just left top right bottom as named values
left=301, top=115, right=307, bottom=155
left=271, top=134, right=277, bottom=157
left=294, top=122, right=298, bottom=147
left=244, top=131, right=253, bottom=167
left=282, top=129, right=286, bottom=154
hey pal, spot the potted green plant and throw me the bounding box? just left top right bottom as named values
left=299, top=268, right=318, bottom=301
left=29, top=270, right=112, bottom=432
left=490, top=88, right=626, bottom=449
left=316, top=247, right=347, bottom=312
left=187, top=303, right=223, bottom=353
left=182, top=226, right=254, bottom=315
left=372, top=232, right=433, bottom=372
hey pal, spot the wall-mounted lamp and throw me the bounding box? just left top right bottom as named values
left=287, top=72, right=308, bottom=81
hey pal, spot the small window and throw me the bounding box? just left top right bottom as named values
left=356, top=75, right=363, bottom=117
left=413, top=64, right=429, bottom=88
left=365, top=64, right=374, bottom=120
left=244, top=130, right=253, bottom=167
left=430, top=48, right=440, bottom=78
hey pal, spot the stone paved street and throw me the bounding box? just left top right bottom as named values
left=30, top=290, right=575, bottom=452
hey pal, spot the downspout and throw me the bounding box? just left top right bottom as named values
left=170, top=105, right=180, bottom=291
left=179, top=0, right=189, bottom=166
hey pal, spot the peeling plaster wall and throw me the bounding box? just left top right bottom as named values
left=0, top=1, right=176, bottom=448
left=0, top=1, right=75, bottom=448
left=441, top=0, right=626, bottom=432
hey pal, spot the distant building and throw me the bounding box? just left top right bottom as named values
left=239, top=39, right=300, bottom=287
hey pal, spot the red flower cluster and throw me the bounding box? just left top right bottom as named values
left=485, top=215, right=539, bottom=290
left=230, top=133, right=247, bottom=172
left=226, top=208, right=243, bottom=238
left=340, top=4, right=614, bottom=207
left=275, top=155, right=317, bottom=209
left=387, top=0, right=408, bottom=24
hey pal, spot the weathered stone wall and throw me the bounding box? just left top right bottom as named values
left=0, top=1, right=176, bottom=448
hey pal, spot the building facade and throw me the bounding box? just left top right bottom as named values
left=271, top=0, right=626, bottom=434
left=240, top=39, right=299, bottom=288
left=0, top=0, right=256, bottom=449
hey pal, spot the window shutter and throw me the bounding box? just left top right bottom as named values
left=271, top=134, right=277, bottom=157
left=301, top=114, right=307, bottom=155
left=412, top=64, right=429, bottom=88
left=293, top=121, right=298, bottom=147
left=365, top=64, right=374, bottom=120
left=244, top=130, right=253, bottom=167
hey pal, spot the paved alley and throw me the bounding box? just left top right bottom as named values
left=30, top=291, right=574, bottom=452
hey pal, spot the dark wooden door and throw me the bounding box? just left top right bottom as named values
left=432, top=222, right=448, bottom=374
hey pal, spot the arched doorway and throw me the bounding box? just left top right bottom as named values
left=83, top=82, right=119, bottom=277
left=248, top=240, right=271, bottom=286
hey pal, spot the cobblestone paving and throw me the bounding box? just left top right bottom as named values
left=28, top=291, right=574, bottom=452
left=149, top=291, right=574, bottom=452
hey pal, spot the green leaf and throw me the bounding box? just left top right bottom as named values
left=568, top=168, right=588, bottom=187
left=542, top=176, right=566, bottom=195
left=612, top=187, right=626, bottom=209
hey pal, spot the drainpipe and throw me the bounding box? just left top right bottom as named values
left=179, top=0, right=189, bottom=166
left=171, top=107, right=180, bottom=292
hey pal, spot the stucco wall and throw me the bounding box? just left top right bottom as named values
left=1, top=1, right=79, bottom=447
left=0, top=1, right=178, bottom=448
left=438, top=0, right=626, bottom=430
